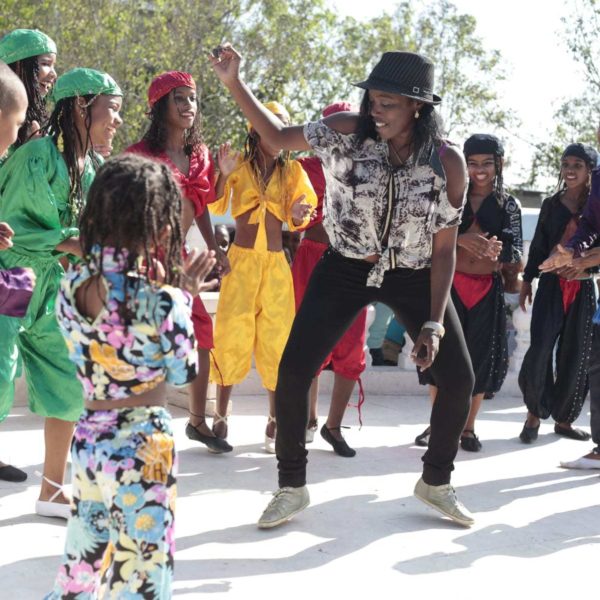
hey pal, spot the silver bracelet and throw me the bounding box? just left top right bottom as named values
left=421, top=320, right=445, bottom=338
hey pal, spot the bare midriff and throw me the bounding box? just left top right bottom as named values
left=456, top=220, right=500, bottom=275
left=302, top=221, right=329, bottom=245
left=85, top=381, right=168, bottom=411
left=181, top=199, right=195, bottom=237
left=233, top=209, right=285, bottom=251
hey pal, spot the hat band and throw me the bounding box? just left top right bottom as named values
left=361, top=76, right=435, bottom=99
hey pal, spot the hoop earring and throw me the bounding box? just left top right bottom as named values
left=415, top=110, right=420, bottom=119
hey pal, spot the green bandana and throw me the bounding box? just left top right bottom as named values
left=0, top=29, right=57, bottom=64
left=51, top=68, right=123, bottom=103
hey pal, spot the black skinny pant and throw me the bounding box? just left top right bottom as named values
left=275, top=249, right=474, bottom=488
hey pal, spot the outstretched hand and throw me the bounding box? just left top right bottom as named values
left=411, top=328, right=440, bottom=371
left=209, top=43, right=242, bottom=87
left=180, top=249, right=218, bottom=296
left=458, top=232, right=502, bottom=260
left=539, top=244, right=574, bottom=272
left=0, top=222, right=14, bottom=250
left=217, top=143, right=241, bottom=178
left=291, top=194, right=313, bottom=226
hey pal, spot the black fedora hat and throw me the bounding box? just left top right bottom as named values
left=354, top=51, right=442, bottom=105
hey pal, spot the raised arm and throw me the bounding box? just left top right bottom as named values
left=210, top=44, right=358, bottom=151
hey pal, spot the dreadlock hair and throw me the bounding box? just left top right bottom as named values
left=8, top=56, right=48, bottom=147
left=79, top=154, right=184, bottom=323
left=356, top=90, right=444, bottom=161
left=40, top=95, right=102, bottom=226
left=142, top=92, right=203, bottom=156
left=243, top=128, right=292, bottom=204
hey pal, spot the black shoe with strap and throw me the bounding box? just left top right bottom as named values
left=186, top=414, right=233, bottom=453
left=460, top=429, right=482, bottom=452
left=320, top=424, right=356, bottom=457
left=519, top=420, right=540, bottom=444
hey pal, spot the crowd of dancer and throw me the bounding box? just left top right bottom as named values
left=0, top=26, right=599, bottom=599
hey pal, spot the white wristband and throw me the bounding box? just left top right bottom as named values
left=422, top=321, right=445, bottom=338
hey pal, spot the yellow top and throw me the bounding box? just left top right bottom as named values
left=209, top=158, right=317, bottom=233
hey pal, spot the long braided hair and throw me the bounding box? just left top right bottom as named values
left=79, top=154, right=184, bottom=323
left=41, top=95, right=102, bottom=226
left=243, top=128, right=292, bottom=203
left=9, top=56, right=48, bottom=147
left=142, top=92, right=203, bottom=156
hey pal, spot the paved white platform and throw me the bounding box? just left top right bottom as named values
left=0, top=388, right=597, bottom=599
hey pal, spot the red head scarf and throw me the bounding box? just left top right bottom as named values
left=321, top=101, right=354, bottom=117
left=148, top=71, right=196, bottom=107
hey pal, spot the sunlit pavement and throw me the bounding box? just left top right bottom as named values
left=0, top=371, right=597, bottom=599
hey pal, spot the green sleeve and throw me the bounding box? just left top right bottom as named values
left=0, top=138, right=79, bottom=257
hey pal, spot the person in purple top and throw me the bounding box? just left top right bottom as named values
left=540, top=163, right=600, bottom=469
left=0, top=61, right=36, bottom=482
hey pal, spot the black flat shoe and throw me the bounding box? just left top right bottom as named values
left=320, top=424, right=356, bottom=457
left=414, top=426, right=431, bottom=447
left=460, top=430, right=482, bottom=452
left=186, top=421, right=233, bottom=453
left=0, top=465, right=27, bottom=482
left=554, top=424, right=591, bottom=441
left=519, top=420, right=540, bottom=444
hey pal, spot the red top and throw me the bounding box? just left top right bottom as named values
left=298, top=156, right=325, bottom=228
left=126, top=140, right=216, bottom=217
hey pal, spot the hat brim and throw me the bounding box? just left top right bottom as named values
left=353, top=80, right=442, bottom=105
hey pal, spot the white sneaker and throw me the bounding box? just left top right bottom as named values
left=560, top=456, right=600, bottom=470
left=258, top=486, right=310, bottom=528
left=414, top=477, right=474, bottom=527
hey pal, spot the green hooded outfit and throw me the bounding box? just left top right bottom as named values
left=0, top=68, right=122, bottom=422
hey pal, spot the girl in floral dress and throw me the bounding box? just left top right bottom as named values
left=46, top=154, right=215, bottom=599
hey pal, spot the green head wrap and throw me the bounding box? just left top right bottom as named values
left=0, top=29, right=57, bottom=64
left=50, top=68, right=123, bottom=103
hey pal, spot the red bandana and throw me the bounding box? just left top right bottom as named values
left=148, top=71, right=196, bottom=107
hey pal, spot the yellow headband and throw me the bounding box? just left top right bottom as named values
left=247, top=101, right=290, bottom=132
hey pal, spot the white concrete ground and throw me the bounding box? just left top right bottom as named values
left=0, top=381, right=598, bottom=599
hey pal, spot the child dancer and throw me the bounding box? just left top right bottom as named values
left=0, top=60, right=36, bottom=482
left=0, top=28, right=57, bottom=159
left=209, top=101, right=317, bottom=452
left=416, top=134, right=521, bottom=451
left=126, top=71, right=231, bottom=454
left=0, top=68, right=122, bottom=516
left=293, top=101, right=366, bottom=457
left=519, top=143, right=597, bottom=443
left=45, top=154, right=214, bottom=599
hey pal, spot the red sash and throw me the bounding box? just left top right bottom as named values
left=453, top=271, right=493, bottom=310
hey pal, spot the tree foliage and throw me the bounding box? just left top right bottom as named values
left=527, top=0, right=600, bottom=187
left=1, top=0, right=509, bottom=154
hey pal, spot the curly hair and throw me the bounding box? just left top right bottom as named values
left=356, top=90, right=444, bottom=161
left=8, top=56, right=48, bottom=147
left=79, top=154, right=184, bottom=322
left=142, top=92, right=203, bottom=156
left=41, top=96, right=102, bottom=226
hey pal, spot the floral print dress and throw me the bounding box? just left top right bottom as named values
left=46, top=246, right=198, bottom=600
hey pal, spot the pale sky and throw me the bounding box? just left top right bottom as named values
left=328, top=0, right=588, bottom=188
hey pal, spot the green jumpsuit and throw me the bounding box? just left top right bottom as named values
left=0, top=136, right=95, bottom=422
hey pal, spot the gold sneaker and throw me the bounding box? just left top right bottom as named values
left=257, top=486, right=310, bottom=529
left=414, top=477, right=474, bottom=527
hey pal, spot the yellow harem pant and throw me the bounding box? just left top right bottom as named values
left=0, top=252, right=83, bottom=422
left=210, top=244, right=295, bottom=391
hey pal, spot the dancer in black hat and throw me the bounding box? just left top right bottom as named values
left=211, top=46, right=475, bottom=528
left=518, top=143, right=598, bottom=444
left=416, top=134, right=522, bottom=452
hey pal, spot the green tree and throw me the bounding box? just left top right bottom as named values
left=526, top=0, right=600, bottom=187
left=1, top=0, right=511, bottom=154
